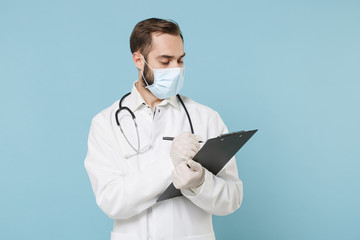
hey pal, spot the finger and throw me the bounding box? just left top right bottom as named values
left=172, top=168, right=179, bottom=179
left=188, top=135, right=200, bottom=149
left=186, top=141, right=199, bottom=153
left=189, top=138, right=200, bottom=150
left=173, top=169, right=187, bottom=187
left=184, top=145, right=199, bottom=159
left=184, top=149, right=197, bottom=160
left=181, top=135, right=198, bottom=145
left=171, top=174, right=177, bottom=184
left=178, top=137, right=197, bottom=149
left=172, top=166, right=179, bottom=177
left=173, top=132, right=190, bottom=144
left=192, top=135, right=202, bottom=148
left=181, top=132, right=192, bottom=138
left=177, top=138, right=197, bottom=153
left=194, top=134, right=203, bottom=142
left=186, top=159, right=201, bottom=171
left=172, top=172, right=181, bottom=189
left=173, top=178, right=181, bottom=189
left=174, top=161, right=188, bottom=173
left=193, top=161, right=202, bottom=172
left=172, top=172, right=182, bottom=184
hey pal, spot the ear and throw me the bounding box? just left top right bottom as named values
left=133, top=51, right=144, bottom=71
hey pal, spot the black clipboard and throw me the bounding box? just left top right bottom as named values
left=157, top=129, right=258, bottom=202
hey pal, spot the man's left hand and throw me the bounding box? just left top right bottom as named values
left=172, top=159, right=205, bottom=189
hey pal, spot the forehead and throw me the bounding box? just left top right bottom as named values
left=148, top=33, right=184, bottom=58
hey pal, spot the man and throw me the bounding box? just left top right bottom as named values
left=85, top=18, right=243, bottom=240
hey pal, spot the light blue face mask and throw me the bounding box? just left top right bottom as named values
left=142, top=57, right=184, bottom=99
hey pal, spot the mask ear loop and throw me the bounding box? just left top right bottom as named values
left=141, top=55, right=153, bottom=87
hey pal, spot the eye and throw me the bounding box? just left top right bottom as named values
left=178, top=59, right=184, bottom=64
left=161, top=62, right=170, bottom=65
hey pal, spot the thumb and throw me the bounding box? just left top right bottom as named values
left=186, top=159, right=201, bottom=171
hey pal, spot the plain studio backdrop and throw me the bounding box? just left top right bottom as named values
left=0, top=1, right=359, bottom=239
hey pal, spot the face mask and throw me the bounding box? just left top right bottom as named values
left=142, top=56, right=184, bottom=99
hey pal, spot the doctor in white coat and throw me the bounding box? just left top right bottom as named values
left=84, top=18, right=243, bottom=240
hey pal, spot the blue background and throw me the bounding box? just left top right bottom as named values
left=1, top=0, right=359, bottom=239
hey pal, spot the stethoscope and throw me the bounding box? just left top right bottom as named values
left=115, top=92, right=194, bottom=154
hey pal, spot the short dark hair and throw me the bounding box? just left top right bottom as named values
left=130, top=18, right=183, bottom=59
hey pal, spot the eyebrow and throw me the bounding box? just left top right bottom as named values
left=156, top=53, right=186, bottom=60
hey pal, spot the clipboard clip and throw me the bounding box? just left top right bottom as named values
left=219, top=131, right=245, bottom=138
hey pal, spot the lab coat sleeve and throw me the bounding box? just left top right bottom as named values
left=84, top=115, right=173, bottom=220
left=181, top=112, right=243, bottom=216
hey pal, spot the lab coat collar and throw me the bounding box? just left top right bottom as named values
left=159, top=95, right=180, bottom=110
left=127, top=81, right=180, bottom=112
left=127, top=82, right=146, bottom=112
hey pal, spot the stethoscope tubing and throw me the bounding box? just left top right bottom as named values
left=115, top=92, right=194, bottom=154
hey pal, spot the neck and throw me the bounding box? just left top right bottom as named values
left=136, top=77, right=162, bottom=108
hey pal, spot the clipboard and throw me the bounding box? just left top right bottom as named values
left=157, top=129, right=258, bottom=202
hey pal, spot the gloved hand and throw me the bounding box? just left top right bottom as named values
left=172, top=159, right=205, bottom=189
left=170, top=132, right=202, bottom=166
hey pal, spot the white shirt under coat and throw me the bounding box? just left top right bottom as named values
left=84, top=81, right=243, bottom=240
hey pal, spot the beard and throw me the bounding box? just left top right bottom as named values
left=142, top=63, right=154, bottom=86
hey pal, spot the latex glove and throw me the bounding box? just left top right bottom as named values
left=170, top=132, right=202, bottom=166
left=172, top=159, right=205, bottom=190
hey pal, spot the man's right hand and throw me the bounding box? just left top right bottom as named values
left=170, top=132, right=202, bottom=166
